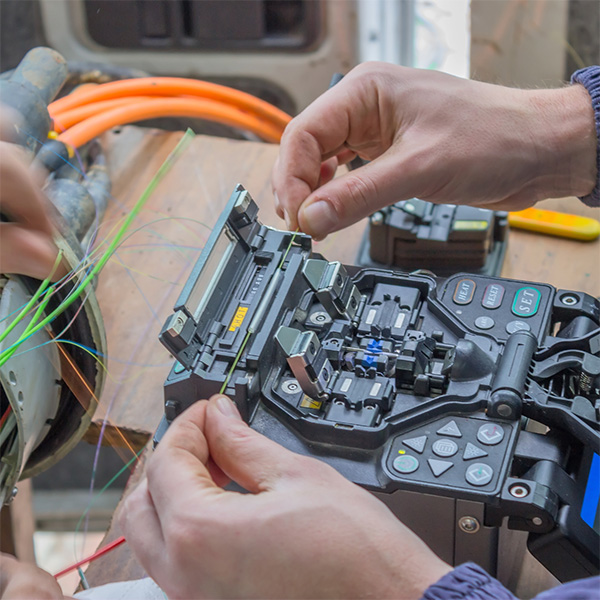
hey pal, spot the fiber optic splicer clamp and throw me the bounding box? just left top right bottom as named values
left=157, top=185, right=600, bottom=583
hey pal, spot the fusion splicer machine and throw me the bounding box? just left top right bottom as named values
left=156, top=185, right=600, bottom=583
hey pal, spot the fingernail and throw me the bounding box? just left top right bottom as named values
left=216, top=395, right=241, bottom=419
left=300, top=201, right=336, bottom=239
left=282, top=209, right=292, bottom=230
left=274, top=191, right=281, bottom=210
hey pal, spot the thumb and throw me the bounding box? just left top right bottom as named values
left=0, top=224, right=65, bottom=280
left=297, top=150, right=424, bottom=240
left=205, top=395, right=310, bottom=493
left=145, top=401, right=222, bottom=521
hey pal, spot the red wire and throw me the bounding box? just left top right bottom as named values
left=0, top=405, right=12, bottom=429
left=54, top=535, right=126, bottom=579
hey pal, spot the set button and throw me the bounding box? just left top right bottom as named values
left=432, top=438, right=458, bottom=458
left=393, top=454, right=420, bottom=474
left=453, top=279, right=476, bottom=305
left=511, top=287, right=541, bottom=318
left=465, top=463, right=494, bottom=486
left=477, top=423, right=504, bottom=446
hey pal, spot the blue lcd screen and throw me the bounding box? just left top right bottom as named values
left=581, top=453, right=600, bottom=533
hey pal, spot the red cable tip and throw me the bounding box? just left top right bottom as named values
left=54, top=535, right=126, bottom=579
left=0, top=405, right=12, bottom=429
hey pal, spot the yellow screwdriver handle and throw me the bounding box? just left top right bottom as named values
left=508, top=208, right=600, bottom=241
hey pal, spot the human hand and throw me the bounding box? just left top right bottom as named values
left=0, top=106, right=63, bottom=280
left=0, top=553, right=69, bottom=599
left=121, top=395, right=451, bottom=599
left=272, top=62, right=597, bottom=240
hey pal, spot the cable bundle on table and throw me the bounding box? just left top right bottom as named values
left=49, top=77, right=292, bottom=148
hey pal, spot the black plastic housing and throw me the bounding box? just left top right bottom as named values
left=158, top=186, right=600, bottom=582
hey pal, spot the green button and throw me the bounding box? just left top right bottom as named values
left=173, top=361, right=185, bottom=374
left=511, top=287, right=541, bottom=318
left=393, top=455, right=419, bottom=474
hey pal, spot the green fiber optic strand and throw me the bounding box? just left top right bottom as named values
left=219, top=229, right=300, bottom=395
left=0, top=257, right=65, bottom=366
left=0, top=129, right=195, bottom=367
left=0, top=212, right=211, bottom=332
left=219, top=330, right=252, bottom=395
left=0, top=284, right=58, bottom=366
left=277, top=228, right=300, bottom=269
left=1, top=128, right=194, bottom=365
left=74, top=447, right=143, bottom=540
left=0, top=250, right=63, bottom=345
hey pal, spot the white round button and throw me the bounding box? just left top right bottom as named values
left=432, top=438, right=458, bottom=458
left=477, top=423, right=504, bottom=446
left=475, top=316, right=495, bottom=330
left=506, top=320, right=531, bottom=335
left=393, top=454, right=419, bottom=474
left=465, top=463, right=494, bottom=486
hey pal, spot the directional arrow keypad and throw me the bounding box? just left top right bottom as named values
left=428, top=459, right=454, bottom=477
left=402, top=435, right=427, bottom=454
left=436, top=420, right=462, bottom=438
left=462, top=442, right=488, bottom=461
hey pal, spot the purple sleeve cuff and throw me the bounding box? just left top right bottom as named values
left=421, top=563, right=600, bottom=600
left=571, top=66, right=600, bottom=207
left=533, top=576, right=600, bottom=600
left=420, top=563, right=516, bottom=600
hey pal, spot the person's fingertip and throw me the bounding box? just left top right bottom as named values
left=282, top=209, right=292, bottom=230
left=274, top=191, right=287, bottom=222
left=212, top=395, right=243, bottom=420
left=17, top=241, right=60, bottom=280
left=299, top=200, right=337, bottom=240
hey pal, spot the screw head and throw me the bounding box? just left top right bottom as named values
left=281, top=379, right=300, bottom=394
left=309, top=311, right=331, bottom=325
left=509, top=484, right=530, bottom=498
left=560, top=294, right=578, bottom=306
left=308, top=310, right=331, bottom=325
left=458, top=516, right=480, bottom=533
left=532, top=516, right=543, bottom=526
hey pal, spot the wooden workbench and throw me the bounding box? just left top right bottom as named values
left=83, top=126, right=368, bottom=454
left=81, top=127, right=598, bottom=596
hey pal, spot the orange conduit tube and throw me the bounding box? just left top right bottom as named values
left=49, top=77, right=291, bottom=131
left=51, top=96, right=155, bottom=130
left=56, top=97, right=285, bottom=147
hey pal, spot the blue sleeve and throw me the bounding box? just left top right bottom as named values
left=421, top=563, right=600, bottom=600
left=571, top=66, right=600, bottom=207
left=420, top=563, right=516, bottom=600
left=533, top=576, right=600, bottom=600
